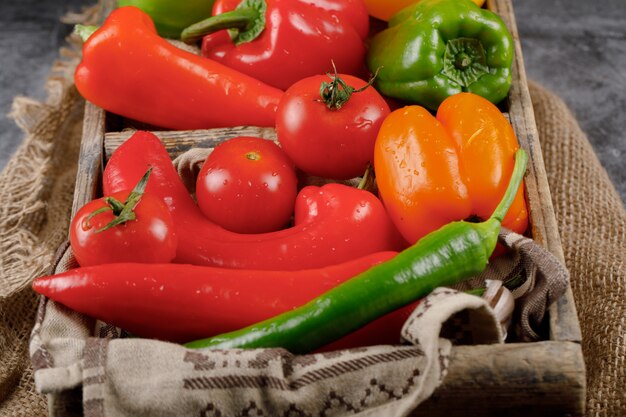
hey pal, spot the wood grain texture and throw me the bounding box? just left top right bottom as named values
left=73, top=0, right=586, bottom=414
left=488, top=0, right=583, bottom=344
left=414, top=341, right=586, bottom=416
left=71, top=102, right=104, bottom=218
left=104, top=126, right=277, bottom=162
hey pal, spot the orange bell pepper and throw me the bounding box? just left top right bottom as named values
left=374, top=92, right=528, bottom=244
left=364, top=0, right=486, bottom=21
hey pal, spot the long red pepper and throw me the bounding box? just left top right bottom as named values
left=103, top=131, right=406, bottom=269
left=74, top=6, right=283, bottom=130
left=32, top=252, right=397, bottom=343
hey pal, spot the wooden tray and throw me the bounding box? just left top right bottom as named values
left=70, top=0, right=586, bottom=415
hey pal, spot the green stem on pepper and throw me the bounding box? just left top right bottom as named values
left=442, top=38, right=489, bottom=87
left=181, top=0, right=266, bottom=45
left=74, top=24, right=99, bottom=42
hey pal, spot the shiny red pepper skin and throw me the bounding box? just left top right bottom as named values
left=319, top=302, right=418, bottom=351
left=32, top=252, right=397, bottom=343
left=74, top=6, right=283, bottom=130
left=103, top=131, right=406, bottom=269
left=198, top=0, right=369, bottom=90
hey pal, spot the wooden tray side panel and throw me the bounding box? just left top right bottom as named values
left=70, top=0, right=114, bottom=217
left=413, top=342, right=585, bottom=417
left=104, top=126, right=277, bottom=161
left=488, top=0, right=583, bottom=344
left=71, top=102, right=105, bottom=217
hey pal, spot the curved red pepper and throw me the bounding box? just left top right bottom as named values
left=32, top=252, right=397, bottom=343
left=185, top=0, right=369, bottom=90
left=103, top=131, right=407, bottom=269
left=74, top=6, right=283, bottom=130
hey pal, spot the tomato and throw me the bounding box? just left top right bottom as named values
left=70, top=190, right=177, bottom=267
left=195, top=137, right=298, bottom=234
left=276, top=73, right=390, bottom=180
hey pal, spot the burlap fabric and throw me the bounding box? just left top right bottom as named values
left=0, top=15, right=624, bottom=417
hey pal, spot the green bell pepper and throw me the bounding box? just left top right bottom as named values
left=117, top=0, right=215, bottom=39
left=367, top=0, right=514, bottom=111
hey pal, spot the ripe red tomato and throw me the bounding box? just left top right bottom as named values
left=196, top=136, right=298, bottom=234
left=276, top=73, right=390, bottom=180
left=70, top=190, right=177, bottom=267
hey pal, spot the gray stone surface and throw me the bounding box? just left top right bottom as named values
left=0, top=0, right=86, bottom=165
left=1, top=0, right=624, bottom=202
left=516, top=0, right=626, bottom=202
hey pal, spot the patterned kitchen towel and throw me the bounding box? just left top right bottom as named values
left=31, top=284, right=501, bottom=417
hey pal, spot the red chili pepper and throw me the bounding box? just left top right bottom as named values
left=32, top=252, right=397, bottom=343
left=103, top=131, right=407, bottom=269
left=319, top=302, right=418, bottom=351
left=181, top=0, right=369, bottom=90
left=74, top=6, right=283, bottom=130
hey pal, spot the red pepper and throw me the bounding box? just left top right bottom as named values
left=103, top=131, right=407, bottom=269
left=318, top=302, right=418, bottom=351
left=181, top=0, right=369, bottom=90
left=74, top=6, right=283, bottom=130
left=32, top=252, right=397, bottom=343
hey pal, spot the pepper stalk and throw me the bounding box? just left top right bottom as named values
left=181, top=0, right=267, bottom=45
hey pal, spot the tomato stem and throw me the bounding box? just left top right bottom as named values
left=91, top=167, right=153, bottom=233
left=106, top=197, right=126, bottom=215
left=357, top=163, right=375, bottom=192
left=318, top=63, right=381, bottom=111
left=245, top=151, right=261, bottom=161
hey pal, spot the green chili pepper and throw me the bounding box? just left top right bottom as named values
left=366, top=0, right=514, bottom=111
left=185, top=149, right=528, bottom=353
left=117, top=0, right=216, bottom=39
